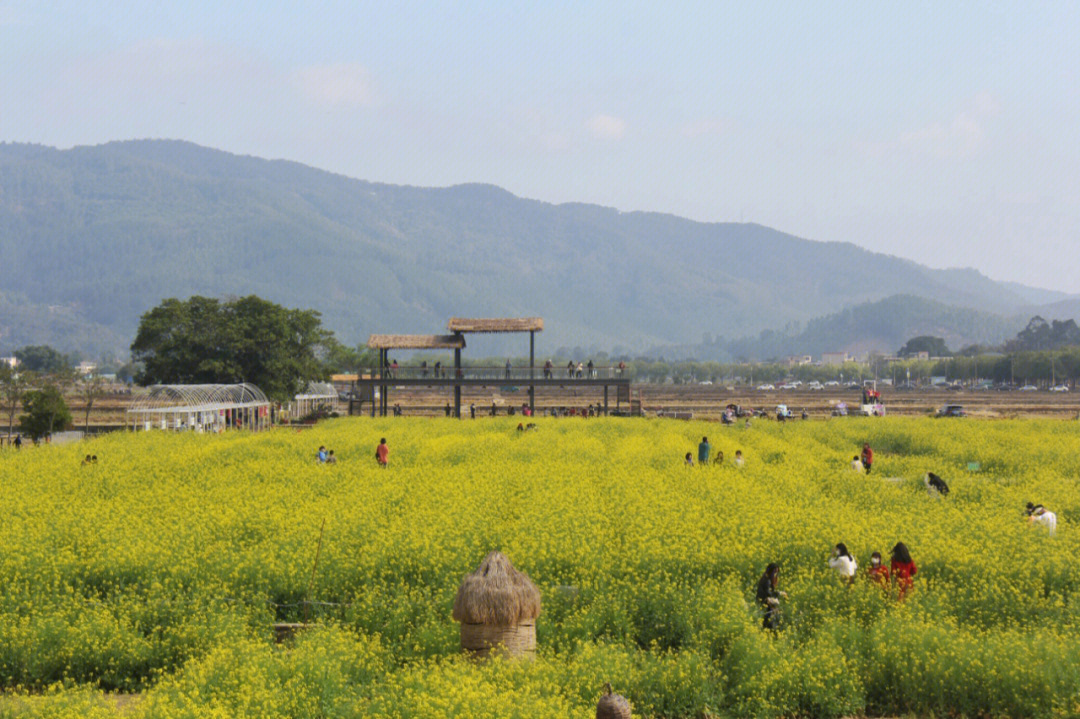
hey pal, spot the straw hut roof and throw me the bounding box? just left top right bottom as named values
left=367, top=334, right=466, bottom=350
left=447, top=317, right=544, bottom=333
left=452, top=551, right=542, bottom=625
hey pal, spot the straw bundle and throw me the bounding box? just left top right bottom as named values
left=596, top=682, right=632, bottom=719
left=452, top=551, right=542, bottom=658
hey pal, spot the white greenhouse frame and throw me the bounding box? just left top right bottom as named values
left=293, top=381, right=338, bottom=419
left=126, top=383, right=272, bottom=432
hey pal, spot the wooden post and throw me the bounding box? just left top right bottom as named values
left=454, top=347, right=462, bottom=418
left=529, top=330, right=536, bottom=416
left=604, top=384, right=609, bottom=415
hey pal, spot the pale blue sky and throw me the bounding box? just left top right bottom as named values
left=3, top=1, right=1078, bottom=291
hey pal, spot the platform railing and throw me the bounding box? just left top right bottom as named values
left=370, top=365, right=629, bottom=381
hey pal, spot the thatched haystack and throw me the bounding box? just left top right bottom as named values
left=596, top=682, right=632, bottom=719
left=452, top=551, right=542, bottom=659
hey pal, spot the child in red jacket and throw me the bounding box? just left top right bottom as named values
left=866, top=551, right=890, bottom=590
left=890, top=542, right=917, bottom=601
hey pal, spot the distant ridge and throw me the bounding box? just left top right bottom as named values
left=0, top=139, right=1072, bottom=356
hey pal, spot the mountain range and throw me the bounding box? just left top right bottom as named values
left=0, top=140, right=1074, bottom=359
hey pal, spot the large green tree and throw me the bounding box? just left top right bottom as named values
left=13, top=345, right=71, bottom=373
left=19, top=384, right=72, bottom=440
left=131, top=296, right=332, bottom=401
left=898, top=336, right=951, bottom=358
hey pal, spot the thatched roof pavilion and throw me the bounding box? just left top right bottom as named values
left=447, top=317, right=544, bottom=333
left=367, top=334, right=466, bottom=350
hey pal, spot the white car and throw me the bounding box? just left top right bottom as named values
left=756, top=384, right=775, bottom=391
left=1050, top=385, right=1069, bottom=392
left=808, top=381, right=824, bottom=391
left=1019, top=385, right=1038, bottom=392
left=824, top=380, right=840, bottom=387
left=699, top=380, right=713, bottom=385
left=779, top=383, right=797, bottom=390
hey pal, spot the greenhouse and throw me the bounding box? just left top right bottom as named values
left=292, top=381, right=338, bottom=420
left=126, top=384, right=271, bottom=432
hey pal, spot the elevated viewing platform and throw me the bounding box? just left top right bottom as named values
left=360, top=316, right=631, bottom=417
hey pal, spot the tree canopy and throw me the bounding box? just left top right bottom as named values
left=130, top=295, right=332, bottom=401
left=899, top=336, right=952, bottom=358
left=19, top=384, right=72, bottom=440
left=13, top=345, right=73, bottom=373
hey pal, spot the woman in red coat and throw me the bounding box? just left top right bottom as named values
left=890, top=542, right=917, bottom=601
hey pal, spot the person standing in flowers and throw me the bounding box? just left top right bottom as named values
left=756, top=563, right=787, bottom=630
left=828, top=543, right=858, bottom=585
left=890, top=542, right=917, bottom=601
left=734, top=449, right=744, bottom=467
left=861, top=443, right=874, bottom=474
left=698, top=436, right=711, bottom=465
left=684, top=452, right=694, bottom=466
left=375, top=438, right=389, bottom=468
left=851, top=455, right=864, bottom=472
left=1026, top=502, right=1057, bottom=537
left=713, top=450, right=725, bottom=466
left=866, top=551, right=890, bottom=589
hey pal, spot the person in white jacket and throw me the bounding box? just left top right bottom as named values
left=1026, top=502, right=1057, bottom=537
left=828, top=543, right=858, bottom=585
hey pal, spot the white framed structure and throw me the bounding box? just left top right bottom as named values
left=293, top=381, right=338, bottom=419
left=126, top=383, right=271, bottom=432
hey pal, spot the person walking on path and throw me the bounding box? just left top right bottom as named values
left=756, top=563, right=787, bottom=630
left=698, top=436, right=711, bottom=465
left=890, top=542, right=917, bottom=601
left=375, top=438, right=389, bottom=468
left=861, top=443, right=874, bottom=474
left=505, top=359, right=512, bottom=379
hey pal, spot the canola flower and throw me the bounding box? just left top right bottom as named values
left=0, top=417, right=1079, bottom=717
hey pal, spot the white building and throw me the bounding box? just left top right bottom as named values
left=77, top=361, right=98, bottom=375
left=0, top=357, right=17, bottom=370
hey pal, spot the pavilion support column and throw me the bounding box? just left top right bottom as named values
left=604, top=385, right=609, bottom=416
left=529, top=330, right=536, bottom=416
left=454, top=347, right=462, bottom=418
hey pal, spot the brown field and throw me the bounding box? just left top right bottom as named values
left=2, top=384, right=1076, bottom=438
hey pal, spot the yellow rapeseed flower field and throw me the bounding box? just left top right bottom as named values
left=1, top=416, right=1079, bottom=717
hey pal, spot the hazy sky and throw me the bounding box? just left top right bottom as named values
left=3, top=1, right=1078, bottom=292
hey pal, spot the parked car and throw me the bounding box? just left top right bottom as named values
left=808, top=381, right=824, bottom=391
left=779, top=383, right=797, bottom=390
left=1019, top=385, right=1039, bottom=392
left=699, top=380, right=713, bottom=386
left=756, top=384, right=775, bottom=391
left=1050, top=385, right=1070, bottom=392
left=936, top=405, right=967, bottom=417
left=824, top=380, right=840, bottom=387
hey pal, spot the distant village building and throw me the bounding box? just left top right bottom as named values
left=0, top=357, right=17, bottom=370
left=787, top=355, right=813, bottom=367
left=821, top=352, right=849, bottom=366
left=77, top=361, right=98, bottom=375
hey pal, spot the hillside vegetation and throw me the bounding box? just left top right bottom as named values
left=0, top=140, right=1065, bottom=356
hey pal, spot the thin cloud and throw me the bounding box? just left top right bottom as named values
left=292, top=63, right=376, bottom=108
left=586, top=114, right=626, bottom=140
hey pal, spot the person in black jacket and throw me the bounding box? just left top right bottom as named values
left=755, top=563, right=787, bottom=630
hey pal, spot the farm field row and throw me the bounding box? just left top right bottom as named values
left=1, top=417, right=1078, bottom=717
